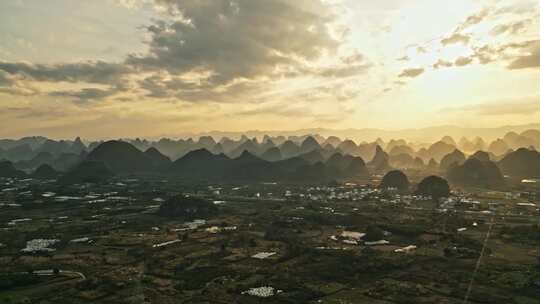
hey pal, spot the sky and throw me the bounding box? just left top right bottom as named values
left=1, top=0, right=540, bottom=139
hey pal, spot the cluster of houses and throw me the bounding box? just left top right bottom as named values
left=440, top=195, right=538, bottom=214
left=241, top=286, right=282, bottom=298
left=0, top=176, right=139, bottom=206
left=282, top=185, right=379, bottom=202
left=20, top=239, right=60, bottom=253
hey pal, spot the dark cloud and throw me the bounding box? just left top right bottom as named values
left=432, top=56, right=476, bottom=71
left=434, top=39, right=540, bottom=71
left=508, top=41, right=540, bottom=69
left=139, top=72, right=269, bottom=103
left=490, top=20, right=531, bottom=36
left=138, top=73, right=202, bottom=99
left=433, top=60, right=453, bottom=69
left=499, top=39, right=540, bottom=50
left=0, top=61, right=129, bottom=84
left=128, top=0, right=342, bottom=86
left=436, top=9, right=489, bottom=54
left=0, top=61, right=130, bottom=98
left=465, top=39, right=540, bottom=68
left=0, top=70, right=40, bottom=96
left=0, top=0, right=365, bottom=103
left=0, top=70, right=13, bottom=86
left=49, top=87, right=120, bottom=102
left=398, top=68, right=424, bottom=78
left=438, top=5, right=539, bottom=70
left=435, top=8, right=489, bottom=51
left=138, top=75, right=172, bottom=99
left=126, top=0, right=367, bottom=102
left=135, top=52, right=370, bottom=102
left=456, top=9, right=491, bottom=32
left=455, top=56, right=473, bottom=67
left=441, top=33, right=470, bottom=46
left=471, top=45, right=497, bottom=64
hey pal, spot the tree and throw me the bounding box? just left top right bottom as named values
left=380, top=170, right=410, bottom=192
left=416, top=176, right=450, bottom=199
left=447, top=158, right=504, bottom=188
left=158, top=195, right=217, bottom=218
left=364, top=225, right=384, bottom=242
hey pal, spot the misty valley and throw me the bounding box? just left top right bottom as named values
left=0, top=133, right=539, bottom=303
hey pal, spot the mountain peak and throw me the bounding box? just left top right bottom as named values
left=235, top=150, right=262, bottom=162
left=33, top=164, right=59, bottom=179
left=441, top=135, right=456, bottom=146
left=182, top=148, right=215, bottom=160
left=300, top=136, right=321, bottom=153
left=87, top=140, right=153, bottom=173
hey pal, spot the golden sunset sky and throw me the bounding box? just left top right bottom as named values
left=1, top=0, right=539, bottom=139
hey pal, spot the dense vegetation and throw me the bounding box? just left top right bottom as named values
left=416, top=175, right=450, bottom=199
left=158, top=195, right=217, bottom=218
left=380, top=170, right=410, bottom=192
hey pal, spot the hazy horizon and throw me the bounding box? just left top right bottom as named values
left=3, top=122, right=540, bottom=144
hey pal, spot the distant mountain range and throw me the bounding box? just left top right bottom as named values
left=75, top=140, right=369, bottom=183
left=173, top=123, right=540, bottom=143
left=3, top=129, right=540, bottom=166
left=2, top=129, right=540, bottom=187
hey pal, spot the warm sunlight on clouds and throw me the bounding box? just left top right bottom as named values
left=1, top=0, right=540, bottom=139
